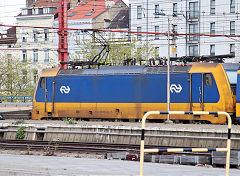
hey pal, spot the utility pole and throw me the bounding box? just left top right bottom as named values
left=58, top=0, right=68, bottom=69
left=165, top=16, right=173, bottom=124
left=146, top=0, right=149, bottom=55
left=167, top=17, right=171, bottom=122
left=158, top=13, right=173, bottom=123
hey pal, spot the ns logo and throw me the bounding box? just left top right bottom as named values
left=170, top=84, right=182, bottom=93
left=60, top=86, right=71, bottom=94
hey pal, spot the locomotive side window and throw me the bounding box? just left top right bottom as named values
left=40, top=77, right=46, bottom=89
left=204, top=73, right=212, bottom=86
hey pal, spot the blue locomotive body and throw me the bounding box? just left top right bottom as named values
left=32, top=63, right=235, bottom=124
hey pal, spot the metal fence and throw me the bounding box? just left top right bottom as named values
left=140, top=111, right=232, bottom=176
left=0, top=96, right=33, bottom=103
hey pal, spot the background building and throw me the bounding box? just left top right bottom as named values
left=61, top=0, right=128, bottom=61
left=0, top=26, right=18, bottom=64
left=130, top=0, right=239, bottom=62
left=1, top=0, right=129, bottom=75
left=16, top=0, right=61, bottom=80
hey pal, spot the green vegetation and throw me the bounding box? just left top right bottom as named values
left=43, top=141, right=59, bottom=156
left=0, top=53, right=56, bottom=98
left=25, top=145, right=32, bottom=155
left=12, top=119, right=25, bottom=125
left=0, top=55, right=34, bottom=97
left=15, top=127, right=26, bottom=140
left=64, top=118, right=78, bottom=125
left=73, top=32, right=155, bottom=67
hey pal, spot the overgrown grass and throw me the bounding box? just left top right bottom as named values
left=12, top=119, right=25, bottom=125
left=43, top=141, right=59, bottom=156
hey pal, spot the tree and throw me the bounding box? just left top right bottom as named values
left=72, top=31, right=155, bottom=66
left=0, top=54, right=35, bottom=96
left=0, top=48, right=57, bottom=98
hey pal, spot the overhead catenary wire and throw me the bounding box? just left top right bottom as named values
left=1, top=24, right=240, bottom=38
left=0, top=1, right=239, bottom=56
left=0, top=32, right=239, bottom=51
left=0, top=0, right=239, bottom=28
left=1, top=1, right=240, bottom=23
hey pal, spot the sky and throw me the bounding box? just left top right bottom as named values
left=0, top=0, right=129, bottom=25
left=0, top=0, right=26, bottom=25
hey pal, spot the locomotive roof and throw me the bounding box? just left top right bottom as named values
left=221, top=63, right=240, bottom=71
left=57, top=65, right=191, bottom=76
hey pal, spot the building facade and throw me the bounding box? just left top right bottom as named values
left=130, top=0, right=239, bottom=62
left=16, top=1, right=60, bottom=79
left=2, top=0, right=129, bottom=73
left=0, top=26, right=18, bottom=64
left=61, top=0, right=128, bottom=61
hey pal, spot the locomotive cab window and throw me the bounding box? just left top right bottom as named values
left=225, top=70, right=237, bottom=95
left=40, top=77, right=46, bottom=89
left=204, top=73, right=213, bottom=86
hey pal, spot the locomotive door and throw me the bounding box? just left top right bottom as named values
left=44, top=77, right=54, bottom=114
left=190, top=73, right=204, bottom=111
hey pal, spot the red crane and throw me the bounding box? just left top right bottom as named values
left=58, top=0, right=68, bottom=69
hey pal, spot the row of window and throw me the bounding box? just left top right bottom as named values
left=137, top=3, right=178, bottom=19
left=137, top=4, right=177, bottom=19
left=136, top=25, right=177, bottom=40
left=22, top=50, right=50, bottom=63
left=211, top=0, right=235, bottom=14
left=21, top=69, right=39, bottom=84
left=189, top=44, right=235, bottom=56
left=152, top=44, right=234, bottom=58
left=137, top=20, right=236, bottom=41
left=188, top=21, right=235, bottom=42
left=21, top=29, right=49, bottom=43
left=137, top=1, right=236, bottom=20
left=22, top=7, right=57, bottom=16
left=210, top=21, right=235, bottom=35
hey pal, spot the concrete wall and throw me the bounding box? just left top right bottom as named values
left=1, top=123, right=240, bottom=149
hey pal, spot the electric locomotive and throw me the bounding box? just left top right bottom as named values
left=32, top=62, right=238, bottom=124
left=236, top=69, right=240, bottom=120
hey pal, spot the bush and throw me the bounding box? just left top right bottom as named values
left=64, top=118, right=77, bottom=125
left=15, top=127, right=25, bottom=140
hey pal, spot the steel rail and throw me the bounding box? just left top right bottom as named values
left=0, top=140, right=140, bottom=154
left=0, top=140, right=214, bottom=158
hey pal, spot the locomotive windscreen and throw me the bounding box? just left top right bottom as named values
left=221, top=63, right=240, bottom=95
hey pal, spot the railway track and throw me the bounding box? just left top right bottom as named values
left=0, top=110, right=31, bottom=120
left=3, top=140, right=237, bottom=168
left=0, top=139, right=211, bottom=157
left=0, top=140, right=141, bottom=154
